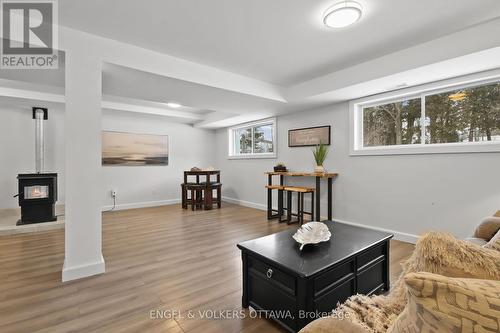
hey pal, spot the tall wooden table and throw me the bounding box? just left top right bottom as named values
left=184, top=170, right=220, bottom=210
left=265, top=172, right=338, bottom=221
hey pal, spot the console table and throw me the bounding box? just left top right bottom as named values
left=265, top=172, right=338, bottom=221
left=238, top=222, right=393, bottom=332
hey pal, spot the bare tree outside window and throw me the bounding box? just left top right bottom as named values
left=235, top=128, right=252, bottom=154
left=253, top=124, right=274, bottom=153
left=230, top=120, right=276, bottom=156
left=362, top=81, right=500, bottom=148
left=425, top=82, right=500, bottom=143
left=363, top=98, right=421, bottom=147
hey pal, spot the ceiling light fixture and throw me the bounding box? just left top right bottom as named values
left=323, top=1, right=363, bottom=28
left=166, top=102, right=182, bottom=108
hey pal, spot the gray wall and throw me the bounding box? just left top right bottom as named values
left=0, top=105, right=216, bottom=209
left=2, top=100, right=498, bottom=240
left=215, top=102, right=500, bottom=240
left=0, top=105, right=66, bottom=208
left=101, top=111, right=216, bottom=209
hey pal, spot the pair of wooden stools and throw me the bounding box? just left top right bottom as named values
left=266, top=185, right=315, bottom=225
left=181, top=182, right=222, bottom=210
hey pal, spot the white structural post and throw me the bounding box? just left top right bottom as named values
left=62, top=50, right=105, bottom=282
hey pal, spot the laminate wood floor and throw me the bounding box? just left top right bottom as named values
left=0, top=203, right=414, bottom=333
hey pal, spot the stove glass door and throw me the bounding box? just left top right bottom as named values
left=24, top=185, right=49, bottom=199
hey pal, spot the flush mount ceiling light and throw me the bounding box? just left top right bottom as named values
left=323, top=1, right=363, bottom=28
left=166, top=102, right=182, bottom=108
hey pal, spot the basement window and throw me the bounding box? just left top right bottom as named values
left=228, top=118, right=277, bottom=159
left=350, top=75, right=500, bottom=155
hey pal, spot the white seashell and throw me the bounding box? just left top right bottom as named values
left=292, top=222, right=331, bottom=250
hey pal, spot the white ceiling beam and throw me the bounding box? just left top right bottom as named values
left=59, top=26, right=287, bottom=103
left=0, top=79, right=65, bottom=103
left=287, top=18, right=500, bottom=101
left=102, top=98, right=203, bottom=121
left=0, top=79, right=203, bottom=122
left=305, top=47, right=500, bottom=104
left=195, top=113, right=274, bottom=129
left=193, top=111, right=239, bottom=128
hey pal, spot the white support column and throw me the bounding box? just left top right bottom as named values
left=62, top=50, right=105, bottom=282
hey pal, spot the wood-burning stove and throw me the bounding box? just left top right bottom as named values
left=16, top=107, right=58, bottom=225
left=17, top=173, right=58, bottom=224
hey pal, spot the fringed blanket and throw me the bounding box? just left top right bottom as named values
left=333, top=232, right=500, bottom=333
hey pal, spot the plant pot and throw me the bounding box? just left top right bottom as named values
left=274, top=166, right=287, bottom=172
left=314, top=165, right=325, bottom=173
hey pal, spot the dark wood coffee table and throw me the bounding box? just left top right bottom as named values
left=237, top=222, right=393, bottom=332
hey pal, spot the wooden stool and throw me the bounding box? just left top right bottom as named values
left=181, top=183, right=204, bottom=210
left=284, top=186, right=315, bottom=225
left=265, top=185, right=286, bottom=221
left=202, top=182, right=222, bottom=209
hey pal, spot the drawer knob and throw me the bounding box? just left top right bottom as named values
left=266, top=268, right=273, bottom=278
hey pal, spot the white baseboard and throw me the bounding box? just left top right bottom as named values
left=3, top=201, right=181, bottom=216
left=222, top=196, right=267, bottom=211
left=221, top=196, right=419, bottom=244
left=62, top=254, right=105, bottom=282
left=0, top=204, right=65, bottom=218
left=331, top=218, right=419, bottom=244
left=101, top=198, right=181, bottom=212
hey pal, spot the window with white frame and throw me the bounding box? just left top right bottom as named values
left=351, top=76, right=500, bottom=155
left=228, top=118, right=276, bottom=158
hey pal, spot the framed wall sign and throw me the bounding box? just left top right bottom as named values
left=288, top=126, right=331, bottom=147
left=102, top=131, right=169, bottom=166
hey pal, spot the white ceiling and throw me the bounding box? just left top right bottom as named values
left=59, top=0, right=500, bottom=85
left=0, top=62, right=328, bottom=125
left=1, top=1, right=500, bottom=128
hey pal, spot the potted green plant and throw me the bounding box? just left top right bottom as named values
left=274, top=162, right=287, bottom=172
left=312, top=143, right=328, bottom=173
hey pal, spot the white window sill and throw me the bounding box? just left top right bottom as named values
left=227, top=154, right=277, bottom=160
left=350, top=142, right=500, bottom=156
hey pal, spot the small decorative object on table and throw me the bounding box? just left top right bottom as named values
left=293, top=221, right=331, bottom=250
left=190, top=167, right=201, bottom=171
left=273, top=162, right=287, bottom=172
left=312, top=143, right=328, bottom=173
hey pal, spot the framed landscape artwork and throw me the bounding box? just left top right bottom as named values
left=288, top=126, right=331, bottom=147
left=102, top=131, right=169, bottom=166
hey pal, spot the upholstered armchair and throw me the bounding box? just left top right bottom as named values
left=299, top=215, right=500, bottom=333
left=467, top=215, right=500, bottom=246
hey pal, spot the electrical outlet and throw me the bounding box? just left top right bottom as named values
left=111, top=190, right=117, bottom=198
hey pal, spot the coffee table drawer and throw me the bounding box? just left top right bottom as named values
left=357, top=244, right=385, bottom=271
left=314, top=277, right=355, bottom=313
left=248, top=256, right=296, bottom=295
left=314, top=260, right=354, bottom=295
left=248, top=274, right=297, bottom=330
left=357, top=260, right=385, bottom=295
